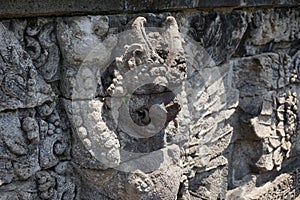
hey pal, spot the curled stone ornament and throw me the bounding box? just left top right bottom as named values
left=69, top=16, right=233, bottom=175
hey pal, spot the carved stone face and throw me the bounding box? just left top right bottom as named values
left=58, top=16, right=187, bottom=199
left=0, top=14, right=229, bottom=199
left=57, top=15, right=235, bottom=199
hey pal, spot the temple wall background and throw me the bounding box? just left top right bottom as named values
left=0, top=1, right=299, bottom=199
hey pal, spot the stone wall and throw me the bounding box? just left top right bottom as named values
left=0, top=1, right=299, bottom=200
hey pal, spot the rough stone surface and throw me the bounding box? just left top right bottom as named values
left=0, top=0, right=299, bottom=18
left=0, top=4, right=299, bottom=200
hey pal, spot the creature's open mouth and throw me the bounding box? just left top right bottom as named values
left=129, top=83, right=181, bottom=126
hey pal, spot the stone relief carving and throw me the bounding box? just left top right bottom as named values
left=59, top=15, right=187, bottom=199
left=0, top=20, right=76, bottom=200
left=55, top=13, right=238, bottom=199
left=231, top=53, right=299, bottom=174
left=26, top=18, right=60, bottom=82
left=0, top=23, right=53, bottom=111
left=0, top=6, right=299, bottom=200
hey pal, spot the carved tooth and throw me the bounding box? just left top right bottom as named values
left=99, top=131, right=111, bottom=141
left=276, top=128, right=285, bottom=137
left=276, top=111, right=284, bottom=121
left=116, top=75, right=123, bottom=80
left=286, top=110, right=295, bottom=124
left=104, top=139, right=119, bottom=149
left=273, top=147, right=283, bottom=167
left=88, top=150, right=95, bottom=157
left=290, top=76, right=297, bottom=83
left=255, top=153, right=274, bottom=171
left=83, top=138, right=92, bottom=148
left=277, top=104, right=285, bottom=112
left=292, top=104, right=298, bottom=112
left=277, top=95, right=286, bottom=104
left=269, top=138, right=281, bottom=149
left=78, top=126, right=88, bottom=138
left=281, top=140, right=291, bottom=151
left=114, top=86, right=124, bottom=96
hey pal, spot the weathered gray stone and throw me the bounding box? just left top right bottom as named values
left=0, top=0, right=299, bottom=18
left=0, top=23, right=53, bottom=111
left=0, top=4, right=299, bottom=200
